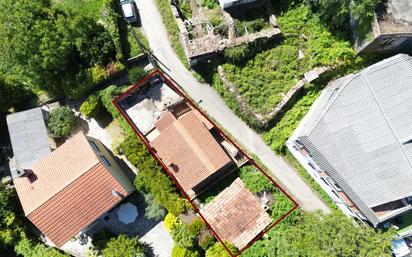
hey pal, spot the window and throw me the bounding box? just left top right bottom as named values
left=89, top=140, right=100, bottom=152
left=100, top=155, right=111, bottom=167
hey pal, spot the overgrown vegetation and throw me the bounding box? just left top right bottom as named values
left=241, top=211, right=393, bottom=257
left=0, top=0, right=120, bottom=99
left=0, top=183, right=68, bottom=256
left=200, top=0, right=219, bottom=9
left=165, top=214, right=216, bottom=256
left=219, top=5, right=354, bottom=117
left=155, top=0, right=189, bottom=67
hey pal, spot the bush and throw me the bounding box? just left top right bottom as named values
left=128, top=66, right=147, bottom=84
left=80, top=94, right=102, bottom=118
left=172, top=246, right=199, bottom=257
left=90, top=65, right=108, bottom=84
left=239, top=165, right=276, bottom=193
left=171, top=223, right=196, bottom=248
left=198, top=233, right=215, bottom=250
left=91, top=228, right=115, bottom=251
left=205, top=242, right=237, bottom=257
left=15, top=236, right=68, bottom=257
left=223, top=44, right=250, bottom=64
left=263, top=88, right=320, bottom=155
left=144, top=193, right=166, bottom=221
left=187, top=218, right=205, bottom=236
left=101, top=234, right=146, bottom=257
left=164, top=213, right=181, bottom=231
left=48, top=106, right=76, bottom=137
left=200, top=0, right=218, bottom=9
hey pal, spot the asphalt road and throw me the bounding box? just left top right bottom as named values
left=133, top=0, right=330, bottom=214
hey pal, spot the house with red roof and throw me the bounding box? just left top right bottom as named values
left=10, top=130, right=134, bottom=249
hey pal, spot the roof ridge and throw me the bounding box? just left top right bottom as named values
left=307, top=74, right=358, bottom=135
left=361, top=72, right=412, bottom=179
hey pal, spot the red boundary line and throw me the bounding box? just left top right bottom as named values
left=112, top=70, right=299, bottom=256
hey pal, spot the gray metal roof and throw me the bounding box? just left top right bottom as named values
left=298, top=54, right=412, bottom=226
left=7, top=107, right=51, bottom=169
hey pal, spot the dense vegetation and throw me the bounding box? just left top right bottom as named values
left=101, top=235, right=147, bottom=257
left=47, top=107, right=76, bottom=137
left=0, top=0, right=119, bottom=99
left=241, top=211, right=393, bottom=257
left=220, top=5, right=354, bottom=116
left=0, top=184, right=68, bottom=256
left=155, top=0, right=189, bottom=66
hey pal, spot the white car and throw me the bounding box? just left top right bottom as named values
left=120, top=0, right=137, bottom=23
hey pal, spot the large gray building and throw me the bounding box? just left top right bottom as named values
left=288, top=54, right=412, bottom=227
left=355, top=0, right=412, bottom=54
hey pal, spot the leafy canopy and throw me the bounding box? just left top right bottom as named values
left=101, top=234, right=146, bottom=257
left=48, top=106, right=76, bottom=137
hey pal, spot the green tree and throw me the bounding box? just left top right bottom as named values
left=101, top=235, right=146, bottom=257
left=14, top=236, right=68, bottom=257
left=48, top=107, right=76, bottom=137
left=0, top=77, right=33, bottom=113
left=0, top=0, right=116, bottom=97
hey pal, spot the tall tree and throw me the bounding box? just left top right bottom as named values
left=0, top=0, right=115, bottom=97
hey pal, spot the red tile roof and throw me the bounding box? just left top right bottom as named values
left=150, top=110, right=232, bottom=195
left=201, top=178, right=272, bottom=249
left=28, top=163, right=129, bottom=247
left=14, top=132, right=131, bottom=247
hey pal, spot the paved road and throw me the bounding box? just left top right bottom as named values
left=134, top=0, right=330, bottom=213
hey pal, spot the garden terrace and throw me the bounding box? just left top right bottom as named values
left=114, top=71, right=298, bottom=256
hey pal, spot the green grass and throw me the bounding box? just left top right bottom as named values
left=53, top=0, right=104, bottom=19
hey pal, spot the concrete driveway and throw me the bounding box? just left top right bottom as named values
left=133, top=0, right=330, bottom=213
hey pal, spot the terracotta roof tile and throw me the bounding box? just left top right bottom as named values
left=28, top=163, right=129, bottom=247
left=201, top=178, right=272, bottom=249
left=14, top=132, right=99, bottom=214
left=150, top=110, right=232, bottom=193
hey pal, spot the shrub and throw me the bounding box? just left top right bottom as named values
left=90, top=65, right=108, bottom=84
left=171, top=223, right=196, bottom=248
left=101, top=234, right=146, bottom=257
left=187, top=218, right=205, bottom=236
left=198, top=233, right=215, bottom=250
left=80, top=94, right=102, bottom=118
left=91, top=228, right=115, bottom=251
left=144, top=193, right=166, bottom=221
left=164, top=213, right=181, bottom=231
left=205, top=242, right=237, bottom=257
left=128, top=66, right=147, bottom=84
left=200, top=0, right=218, bottom=9
left=172, top=246, right=199, bottom=257
left=223, top=44, right=250, bottom=64
left=15, top=236, right=68, bottom=257
left=239, top=165, right=276, bottom=193
left=48, top=106, right=76, bottom=137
